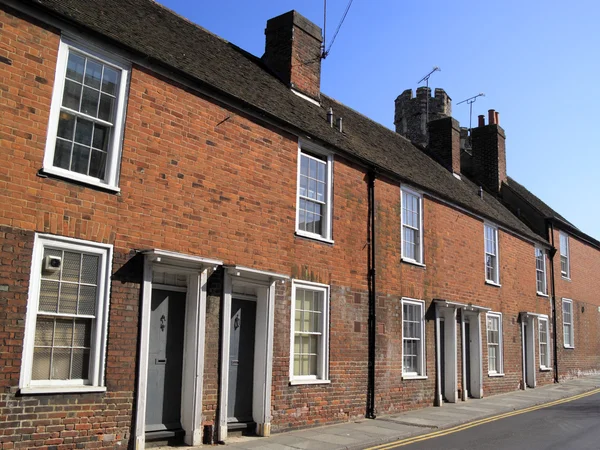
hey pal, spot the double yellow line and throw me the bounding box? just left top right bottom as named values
left=366, top=387, right=600, bottom=450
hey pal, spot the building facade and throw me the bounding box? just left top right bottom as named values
left=1, top=1, right=598, bottom=449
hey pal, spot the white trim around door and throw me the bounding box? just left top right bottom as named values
left=134, top=250, right=222, bottom=450
left=218, top=266, right=289, bottom=442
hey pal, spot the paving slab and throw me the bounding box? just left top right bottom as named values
left=154, top=375, right=600, bottom=450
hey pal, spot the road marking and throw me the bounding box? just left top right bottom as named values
left=365, top=387, right=600, bottom=450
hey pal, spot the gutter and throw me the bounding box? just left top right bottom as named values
left=547, top=219, right=559, bottom=383
left=366, top=169, right=377, bottom=419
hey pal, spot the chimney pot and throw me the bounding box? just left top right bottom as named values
left=495, top=111, right=500, bottom=125
left=478, top=115, right=485, bottom=127
left=488, top=109, right=496, bottom=125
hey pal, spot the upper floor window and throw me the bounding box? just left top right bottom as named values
left=538, top=317, right=550, bottom=369
left=44, top=37, right=130, bottom=191
left=402, top=298, right=426, bottom=378
left=559, top=232, right=570, bottom=278
left=562, top=298, right=574, bottom=348
left=535, top=247, right=547, bottom=295
left=484, top=224, right=500, bottom=285
left=296, top=143, right=333, bottom=242
left=290, top=280, right=330, bottom=384
left=20, top=235, right=113, bottom=393
left=486, top=312, right=503, bottom=375
left=401, top=189, right=424, bottom=265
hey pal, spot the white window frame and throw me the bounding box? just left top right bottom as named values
left=289, top=280, right=330, bottom=384
left=559, top=232, right=570, bottom=279
left=538, top=317, right=551, bottom=370
left=535, top=247, right=548, bottom=296
left=295, top=141, right=334, bottom=243
left=400, top=187, right=424, bottom=266
left=401, top=298, right=426, bottom=378
left=484, top=224, right=500, bottom=285
left=43, top=35, right=130, bottom=192
left=562, top=298, right=574, bottom=348
left=486, top=312, right=504, bottom=376
left=20, top=234, right=113, bottom=394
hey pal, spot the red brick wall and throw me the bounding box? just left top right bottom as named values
left=0, top=5, right=370, bottom=443
left=372, top=183, right=553, bottom=414
left=0, top=4, right=589, bottom=447
left=552, top=228, right=600, bottom=379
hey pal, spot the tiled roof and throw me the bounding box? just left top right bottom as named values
left=504, top=177, right=574, bottom=226
left=21, top=0, right=544, bottom=243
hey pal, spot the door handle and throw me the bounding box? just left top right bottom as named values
left=155, top=358, right=167, bottom=365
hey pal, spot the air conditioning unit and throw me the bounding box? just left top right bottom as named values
left=43, top=255, right=62, bottom=274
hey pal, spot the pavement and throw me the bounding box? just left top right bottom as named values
left=158, top=374, right=600, bottom=449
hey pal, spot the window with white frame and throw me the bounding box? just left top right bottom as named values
left=44, top=37, right=129, bottom=190
left=562, top=298, right=574, bottom=348
left=539, top=317, right=550, bottom=369
left=401, top=189, right=423, bottom=264
left=296, top=144, right=333, bottom=241
left=486, top=312, right=503, bottom=374
left=535, top=247, right=547, bottom=295
left=20, top=235, right=112, bottom=392
left=290, top=281, right=329, bottom=382
left=402, top=298, right=425, bottom=377
left=559, top=232, right=570, bottom=278
left=484, top=224, right=499, bottom=284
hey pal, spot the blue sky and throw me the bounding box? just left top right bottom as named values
left=160, top=0, right=600, bottom=240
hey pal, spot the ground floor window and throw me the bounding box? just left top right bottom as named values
left=539, top=317, right=550, bottom=369
left=20, top=234, right=112, bottom=392
left=486, top=312, right=503, bottom=374
left=402, top=298, right=425, bottom=377
left=290, top=280, right=330, bottom=383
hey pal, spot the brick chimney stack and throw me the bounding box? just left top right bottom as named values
left=427, top=117, right=461, bottom=175
left=471, top=109, right=507, bottom=194
left=262, top=11, right=323, bottom=101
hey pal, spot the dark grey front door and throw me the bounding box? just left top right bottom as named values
left=227, top=298, right=256, bottom=423
left=465, top=322, right=472, bottom=397
left=146, top=289, right=186, bottom=432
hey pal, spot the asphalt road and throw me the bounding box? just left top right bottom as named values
left=390, top=392, right=600, bottom=450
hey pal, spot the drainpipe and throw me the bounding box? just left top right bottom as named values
left=366, top=169, right=377, bottom=419
left=547, top=220, right=559, bottom=383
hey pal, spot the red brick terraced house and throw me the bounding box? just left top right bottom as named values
left=0, top=0, right=598, bottom=449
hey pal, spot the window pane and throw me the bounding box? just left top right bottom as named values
left=53, top=139, right=73, bottom=170
left=57, top=112, right=76, bottom=140
left=54, top=319, right=73, bottom=346
left=32, top=347, right=51, bottom=380
left=66, top=52, right=85, bottom=82
left=98, top=94, right=114, bottom=122
left=81, top=254, right=99, bottom=284
left=58, top=283, right=78, bottom=314
left=73, top=319, right=92, bottom=347
left=101, top=66, right=119, bottom=95
left=81, top=86, right=100, bottom=117
left=62, top=79, right=82, bottom=110
left=52, top=347, right=71, bottom=380
left=84, top=59, right=103, bottom=90
left=34, top=317, right=54, bottom=346
left=89, top=150, right=107, bottom=179
left=71, top=144, right=91, bottom=175
left=39, top=280, right=60, bottom=313
left=71, top=348, right=90, bottom=379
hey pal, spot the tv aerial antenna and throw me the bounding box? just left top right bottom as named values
left=417, top=66, right=440, bottom=124
left=457, top=93, right=485, bottom=136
